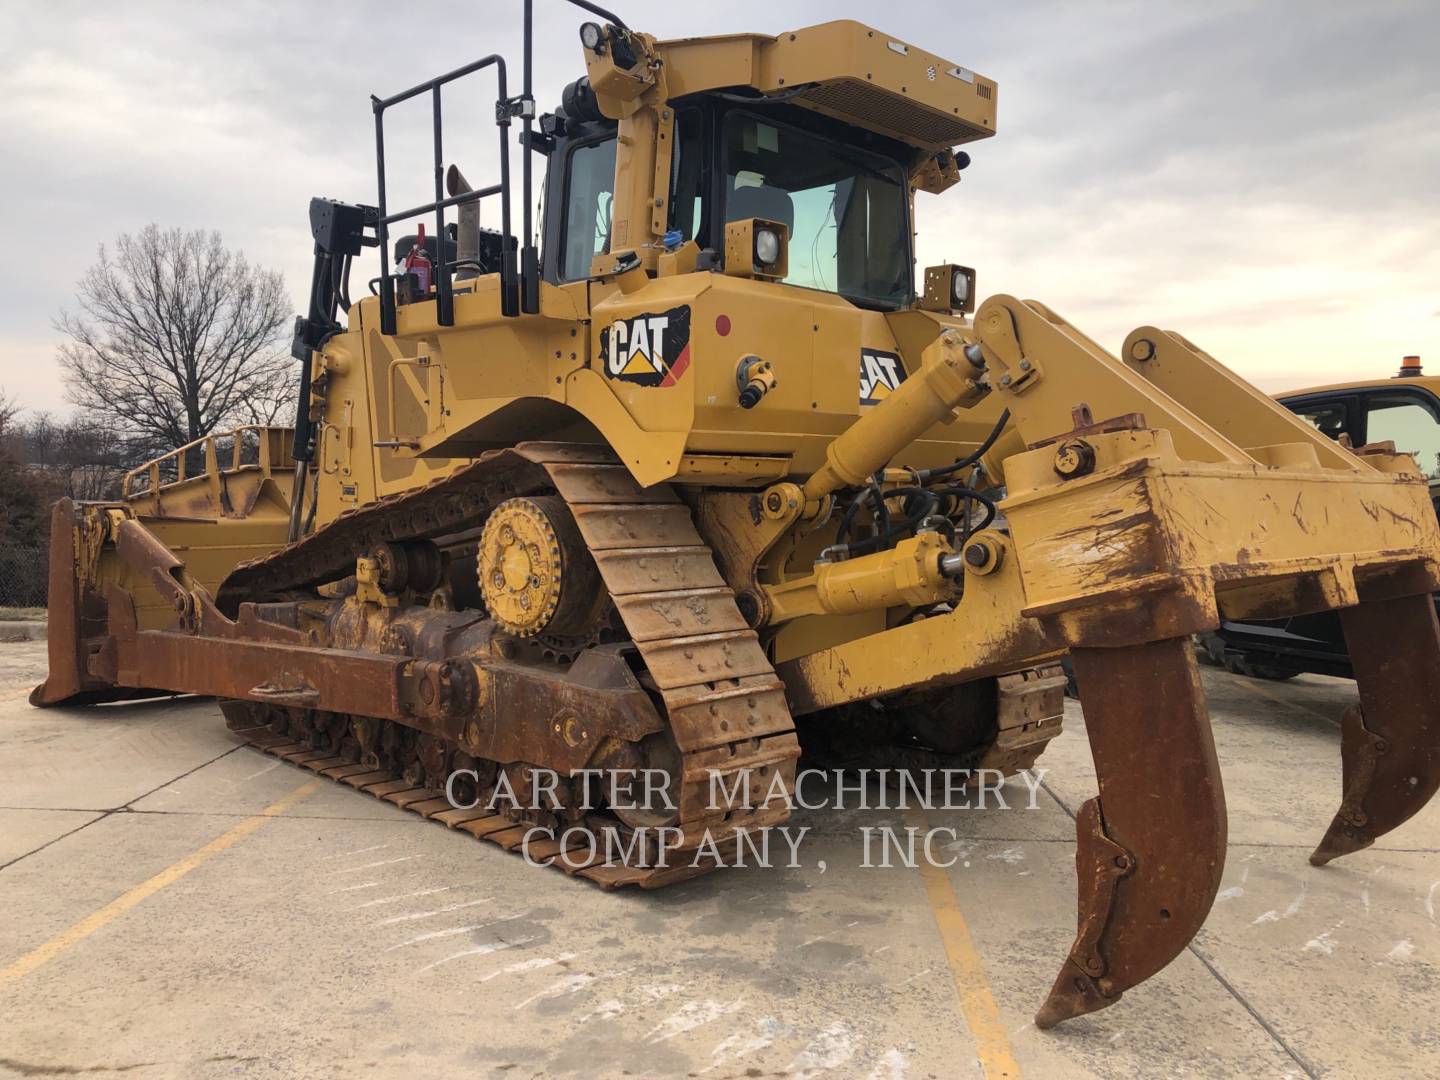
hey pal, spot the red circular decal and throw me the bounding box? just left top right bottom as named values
left=715, top=314, right=732, bottom=336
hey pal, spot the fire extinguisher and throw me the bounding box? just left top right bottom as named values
left=404, top=224, right=432, bottom=294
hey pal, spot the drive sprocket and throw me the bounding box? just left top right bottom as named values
left=478, top=495, right=607, bottom=639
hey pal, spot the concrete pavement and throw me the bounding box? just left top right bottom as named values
left=1, top=640, right=1436, bottom=1078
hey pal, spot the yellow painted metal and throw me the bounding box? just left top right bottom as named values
left=82, top=426, right=298, bottom=630
left=649, top=106, right=676, bottom=237
left=723, top=219, right=789, bottom=281
left=778, top=532, right=1060, bottom=714
left=478, top=498, right=566, bottom=637
left=673, top=454, right=790, bottom=486
left=1118, top=328, right=1362, bottom=472
left=75, top=15, right=1440, bottom=726
left=651, top=21, right=998, bottom=152
left=765, top=532, right=958, bottom=625
left=1001, top=427, right=1438, bottom=642
left=1277, top=372, right=1440, bottom=399
left=803, top=330, right=988, bottom=501
left=919, top=264, right=975, bottom=316
left=353, top=556, right=398, bottom=608
left=583, top=29, right=666, bottom=119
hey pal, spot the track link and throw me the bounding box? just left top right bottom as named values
left=218, top=443, right=800, bottom=883
left=229, top=722, right=756, bottom=888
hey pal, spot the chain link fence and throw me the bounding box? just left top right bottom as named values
left=0, top=543, right=49, bottom=610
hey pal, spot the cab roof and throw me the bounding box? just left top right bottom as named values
left=1277, top=374, right=1440, bottom=400
left=653, top=20, right=997, bottom=153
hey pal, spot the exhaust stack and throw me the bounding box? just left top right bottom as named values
left=446, top=164, right=481, bottom=281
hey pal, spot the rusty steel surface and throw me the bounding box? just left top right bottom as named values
left=1037, top=638, right=1226, bottom=1029
left=1312, top=593, right=1440, bottom=865
left=31, top=500, right=84, bottom=707
left=34, top=306, right=1440, bottom=1035
left=226, top=717, right=737, bottom=888
left=66, top=443, right=801, bottom=882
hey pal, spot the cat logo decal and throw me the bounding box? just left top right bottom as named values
left=600, top=305, right=692, bottom=387
left=859, top=348, right=906, bottom=406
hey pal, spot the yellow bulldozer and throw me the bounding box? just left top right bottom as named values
left=32, top=3, right=1440, bottom=1029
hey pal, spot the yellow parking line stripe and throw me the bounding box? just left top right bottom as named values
left=1228, top=674, right=1342, bottom=728
left=906, top=806, right=1023, bottom=1080
left=0, top=780, right=322, bottom=986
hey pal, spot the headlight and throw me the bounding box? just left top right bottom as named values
left=754, top=227, right=780, bottom=266
left=951, top=273, right=969, bottom=308
left=579, top=22, right=605, bottom=52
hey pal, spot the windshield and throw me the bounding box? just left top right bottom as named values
left=722, top=111, right=911, bottom=307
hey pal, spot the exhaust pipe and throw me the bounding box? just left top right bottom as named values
left=446, top=164, right=481, bottom=281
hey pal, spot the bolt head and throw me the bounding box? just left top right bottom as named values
left=1053, top=439, right=1097, bottom=479
left=1130, top=338, right=1156, bottom=362
left=964, top=543, right=990, bottom=568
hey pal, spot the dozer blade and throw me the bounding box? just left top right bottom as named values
left=31, top=499, right=84, bottom=707
left=1036, top=637, right=1226, bottom=1029
left=1311, top=592, right=1440, bottom=865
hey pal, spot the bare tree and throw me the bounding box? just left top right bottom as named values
left=0, top=388, right=18, bottom=443
left=0, top=390, right=57, bottom=550
left=18, top=411, right=133, bottom=501
left=56, top=226, right=296, bottom=456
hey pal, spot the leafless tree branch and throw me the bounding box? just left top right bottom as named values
left=56, top=225, right=296, bottom=457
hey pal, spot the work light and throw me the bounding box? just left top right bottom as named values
left=755, top=227, right=781, bottom=267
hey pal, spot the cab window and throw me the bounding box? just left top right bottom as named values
left=721, top=111, right=911, bottom=308
left=667, top=108, right=706, bottom=246
left=560, top=136, right=618, bottom=281
left=1365, top=394, right=1440, bottom=479
left=1292, top=401, right=1351, bottom=444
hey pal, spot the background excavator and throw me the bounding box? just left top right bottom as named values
left=31, top=1, right=1440, bottom=1029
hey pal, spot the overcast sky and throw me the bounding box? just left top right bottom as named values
left=2, top=0, right=1436, bottom=417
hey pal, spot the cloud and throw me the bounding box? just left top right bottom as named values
left=1, top=0, right=1437, bottom=415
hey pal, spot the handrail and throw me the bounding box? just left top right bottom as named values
left=122, top=426, right=291, bottom=500
left=373, top=55, right=515, bottom=334
left=369, top=1, right=635, bottom=334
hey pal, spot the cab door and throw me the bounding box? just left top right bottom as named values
left=1280, top=386, right=1440, bottom=518
left=1278, top=391, right=1362, bottom=447
left=1357, top=389, right=1440, bottom=475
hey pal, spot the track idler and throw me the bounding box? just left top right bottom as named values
left=1037, top=637, right=1227, bottom=1029
left=1311, top=592, right=1440, bottom=865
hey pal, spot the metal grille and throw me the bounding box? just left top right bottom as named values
left=0, top=543, right=48, bottom=609
left=798, top=79, right=990, bottom=147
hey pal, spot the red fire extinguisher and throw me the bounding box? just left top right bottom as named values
left=404, top=224, right=432, bottom=294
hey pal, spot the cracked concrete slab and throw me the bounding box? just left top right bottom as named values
left=1, top=642, right=1437, bottom=1078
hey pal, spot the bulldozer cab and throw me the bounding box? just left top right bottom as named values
left=540, top=92, right=920, bottom=308
left=338, top=12, right=996, bottom=337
